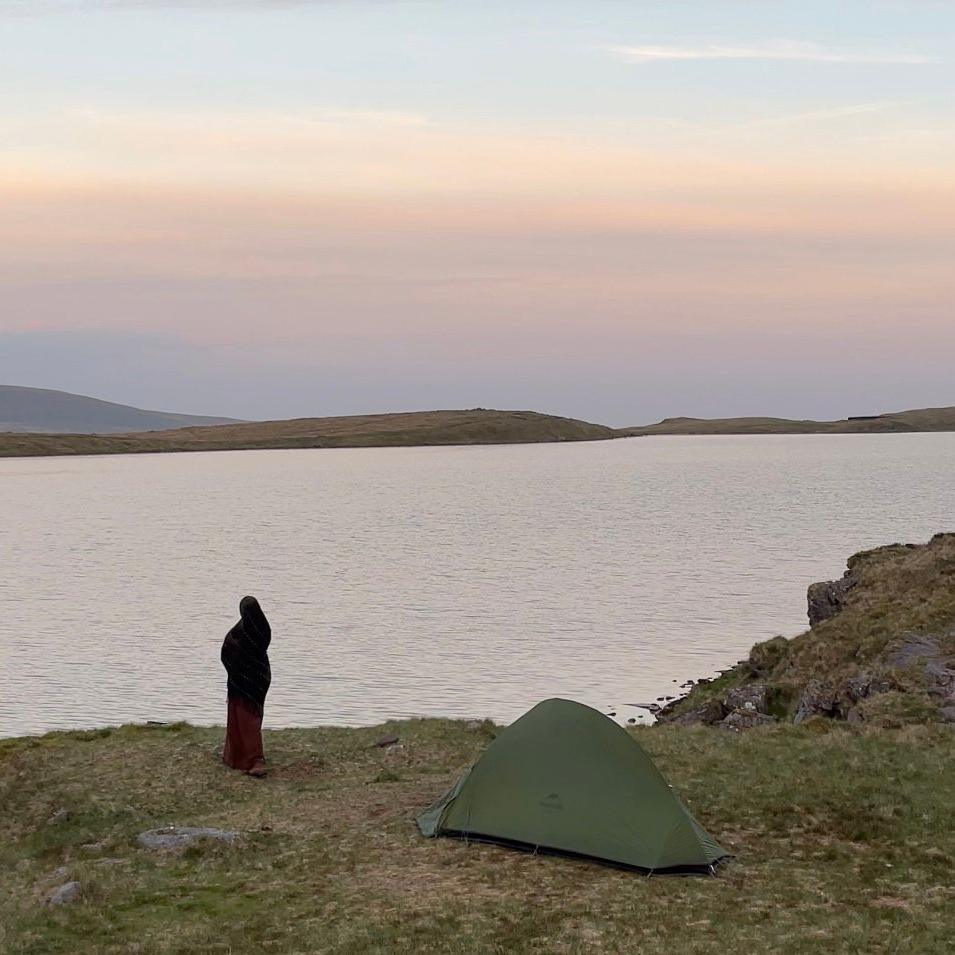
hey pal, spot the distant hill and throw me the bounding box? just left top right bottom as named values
left=0, top=385, right=242, bottom=434
left=0, top=409, right=616, bottom=457
left=4, top=388, right=954, bottom=458
left=620, top=406, right=955, bottom=436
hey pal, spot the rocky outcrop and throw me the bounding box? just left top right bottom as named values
left=657, top=533, right=955, bottom=730
left=658, top=683, right=778, bottom=732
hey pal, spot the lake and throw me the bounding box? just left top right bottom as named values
left=3, top=434, right=954, bottom=738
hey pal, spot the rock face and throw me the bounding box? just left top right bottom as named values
left=807, top=574, right=857, bottom=626
left=137, top=827, right=238, bottom=850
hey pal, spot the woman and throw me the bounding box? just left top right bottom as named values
left=221, top=595, right=272, bottom=777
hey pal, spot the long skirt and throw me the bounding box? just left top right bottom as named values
left=223, top=695, right=265, bottom=772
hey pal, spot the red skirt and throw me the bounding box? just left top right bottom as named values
left=223, top=695, right=265, bottom=772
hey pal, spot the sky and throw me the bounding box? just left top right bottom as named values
left=1, top=1, right=953, bottom=425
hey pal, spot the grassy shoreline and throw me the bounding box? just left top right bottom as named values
left=3, top=718, right=953, bottom=953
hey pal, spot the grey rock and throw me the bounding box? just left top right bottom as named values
left=374, top=734, right=400, bottom=748
left=137, top=827, right=238, bottom=850
left=887, top=637, right=954, bottom=699
left=719, top=711, right=777, bottom=732
left=793, top=681, right=841, bottom=724
left=725, top=684, right=770, bottom=714
left=887, top=636, right=945, bottom=669
left=46, top=881, right=81, bottom=906
left=883, top=635, right=955, bottom=719
left=845, top=673, right=873, bottom=702
left=807, top=574, right=857, bottom=627
left=47, top=808, right=71, bottom=826
left=465, top=720, right=483, bottom=730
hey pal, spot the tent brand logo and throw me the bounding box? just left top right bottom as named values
left=539, top=792, right=564, bottom=811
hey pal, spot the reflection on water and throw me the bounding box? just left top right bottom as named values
left=3, top=434, right=954, bottom=737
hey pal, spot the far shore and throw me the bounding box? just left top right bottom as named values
left=2, top=403, right=954, bottom=459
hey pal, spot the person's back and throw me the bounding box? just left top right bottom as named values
left=220, top=595, right=272, bottom=777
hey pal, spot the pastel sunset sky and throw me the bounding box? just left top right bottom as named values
left=1, top=1, right=953, bottom=424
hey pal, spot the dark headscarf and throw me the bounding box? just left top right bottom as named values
left=221, top=596, right=272, bottom=711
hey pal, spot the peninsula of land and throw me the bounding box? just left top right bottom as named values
left=0, top=408, right=615, bottom=458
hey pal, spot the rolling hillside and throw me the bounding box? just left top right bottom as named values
left=0, top=385, right=241, bottom=434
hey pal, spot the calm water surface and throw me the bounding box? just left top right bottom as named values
left=2, top=434, right=954, bottom=738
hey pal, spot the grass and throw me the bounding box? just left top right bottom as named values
left=0, top=409, right=615, bottom=458
left=3, top=719, right=954, bottom=953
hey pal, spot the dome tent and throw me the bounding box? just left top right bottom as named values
left=417, top=698, right=727, bottom=873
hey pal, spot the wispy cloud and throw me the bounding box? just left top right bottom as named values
left=753, top=102, right=893, bottom=126
left=609, top=41, right=937, bottom=66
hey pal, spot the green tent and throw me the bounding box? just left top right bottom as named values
left=417, top=698, right=727, bottom=873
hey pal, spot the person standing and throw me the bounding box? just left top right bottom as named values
left=221, top=596, right=272, bottom=777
